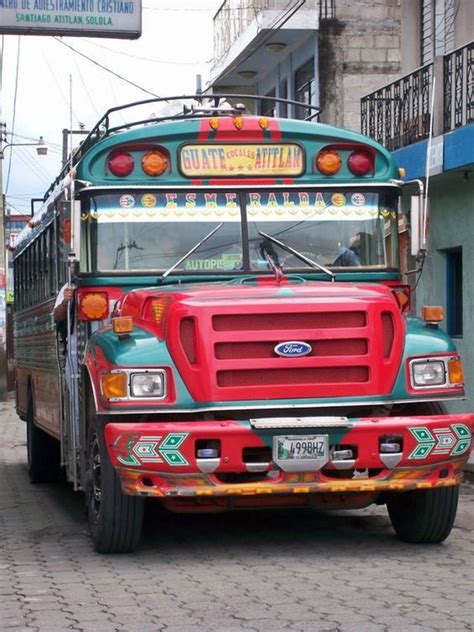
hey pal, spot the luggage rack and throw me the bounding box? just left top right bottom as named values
left=45, top=93, right=320, bottom=199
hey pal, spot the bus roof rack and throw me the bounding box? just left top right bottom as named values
left=45, top=94, right=320, bottom=200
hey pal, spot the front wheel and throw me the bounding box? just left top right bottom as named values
left=85, top=401, right=144, bottom=554
left=387, top=485, right=459, bottom=543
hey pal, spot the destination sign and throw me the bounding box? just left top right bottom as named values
left=179, top=144, right=304, bottom=177
left=0, top=0, right=142, bottom=39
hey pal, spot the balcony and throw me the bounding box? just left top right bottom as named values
left=212, top=0, right=335, bottom=70
left=361, top=41, right=473, bottom=151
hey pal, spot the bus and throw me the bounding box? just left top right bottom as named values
left=13, top=94, right=473, bottom=553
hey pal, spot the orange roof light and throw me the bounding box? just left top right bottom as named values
left=79, top=292, right=108, bottom=321
left=233, top=116, right=244, bottom=130
left=142, top=150, right=168, bottom=176
left=316, top=149, right=342, bottom=175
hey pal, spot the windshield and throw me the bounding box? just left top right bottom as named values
left=80, top=189, right=399, bottom=274
left=81, top=192, right=242, bottom=273
left=247, top=190, right=398, bottom=271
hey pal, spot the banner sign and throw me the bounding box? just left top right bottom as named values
left=179, top=144, right=304, bottom=177
left=0, top=1, right=142, bottom=39
left=81, top=190, right=392, bottom=224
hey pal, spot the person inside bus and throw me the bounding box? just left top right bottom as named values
left=333, top=231, right=371, bottom=266
left=54, top=284, right=79, bottom=431
left=54, top=284, right=75, bottom=353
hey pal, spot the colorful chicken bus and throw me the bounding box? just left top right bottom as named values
left=13, top=95, right=473, bottom=553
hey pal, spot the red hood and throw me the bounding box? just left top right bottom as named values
left=121, top=280, right=405, bottom=402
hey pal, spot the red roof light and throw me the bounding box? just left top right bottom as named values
left=348, top=150, right=374, bottom=176
left=108, top=151, right=135, bottom=177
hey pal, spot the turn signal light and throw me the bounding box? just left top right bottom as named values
left=391, top=285, right=411, bottom=313
left=316, top=149, right=342, bottom=175
left=108, top=151, right=135, bottom=177
left=448, top=358, right=464, bottom=385
left=78, top=292, right=108, bottom=321
left=142, top=150, right=168, bottom=176
left=101, top=372, right=127, bottom=399
left=113, top=316, right=133, bottom=335
left=422, top=306, right=444, bottom=323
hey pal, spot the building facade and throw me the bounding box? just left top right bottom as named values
left=208, top=0, right=403, bottom=130
left=361, top=0, right=473, bottom=412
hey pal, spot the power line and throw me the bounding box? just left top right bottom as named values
left=54, top=37, right=161, bottom=99
left=72, top=55, right=101, bottom=119
left=42, top=48, right=83, bottom=127
left=79, top=38, right=212, bottom=66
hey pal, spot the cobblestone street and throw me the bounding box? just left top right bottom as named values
left=1, top=399, right=473, bottom=632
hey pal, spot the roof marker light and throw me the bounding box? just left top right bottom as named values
left=348, top=149, right=374, bottom=176
left=233, top=116, right=244, bottom=130
left=108, top=151, right=134, bottom=177
left=142, top=150, right=168, bottom=176
left=316, top=149, right=342, bottom=175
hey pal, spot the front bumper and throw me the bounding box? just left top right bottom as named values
left=105, top=414, right=473, bottom=500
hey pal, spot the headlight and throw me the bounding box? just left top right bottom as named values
left=130, top=371, right=166, bottom=398
left=411, top=360, right=446, bottom=387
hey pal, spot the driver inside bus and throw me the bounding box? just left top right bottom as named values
left=333, top=231, right=371, bottom=266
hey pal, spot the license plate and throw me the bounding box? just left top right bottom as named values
left=275, top=434, right=328, bottom=461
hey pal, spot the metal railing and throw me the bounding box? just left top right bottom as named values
left=444, top=41, right=473, bottom=132
left=361, top=41, right=473, bottom=150
left=361, top=64, right=433, bottom=151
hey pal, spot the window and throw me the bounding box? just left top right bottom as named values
left=420, top=0, right=455, bottom=65
left=446, top=248, right=462, bottom=337
left=294, top=58, right=315, bottom=120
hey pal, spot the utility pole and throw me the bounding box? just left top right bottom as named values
left=62, top=127, right=88, bottom=167
left=0, top=37, right=8, bottom=401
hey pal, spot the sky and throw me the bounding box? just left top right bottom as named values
left=1, top=1, right=222, bottom=215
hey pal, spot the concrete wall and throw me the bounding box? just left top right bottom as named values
left=400, top=0, right=420, bottom=75
left=319, top=0, right=402, bottom=131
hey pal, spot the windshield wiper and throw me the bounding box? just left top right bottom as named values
left=257, top=230, right=335, bottom=280
left=259, top=237, right=284, bottom=283
left=159, top=223, right=224, bottom=280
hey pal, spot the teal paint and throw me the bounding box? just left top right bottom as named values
left=88, top=327, right=195, bottom=407
left=390, top=316, right=458, bottom=398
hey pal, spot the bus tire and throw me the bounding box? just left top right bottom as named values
left=26, top=400, right=61, bottom=484
left=387, top=485, right=459, bottom=543
left=85, top=406, right=144, bottom=554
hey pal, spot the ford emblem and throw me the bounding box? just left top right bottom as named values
left=274, top=341, right=312, bottom=357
